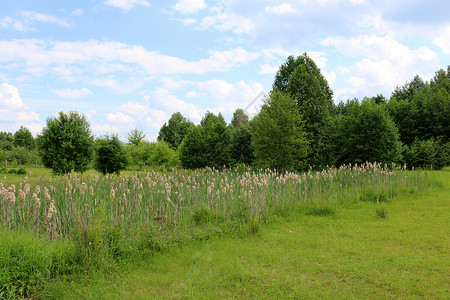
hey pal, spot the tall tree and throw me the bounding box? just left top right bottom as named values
left=200, top=112, right=231, bottom=169
left=179, top=126, right=206, bottom=169
left=126, top=128, right=146, bottom=146
left=251, top=92, right=309, bottom=172
left=273, top=53, right=336, bottom=169
left=37, top=111, right=94, bottom=174
left=158, top=112, right=194, bottom=149
left=230, top=108, right=249, bottom=128
left=14, top=126, right=35, bottom=150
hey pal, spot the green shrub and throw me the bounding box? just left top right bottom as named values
left=192, top=205, right=213, bottom=226
left=376, top=206, right=388, bottom=219
left=17, top=167, right=26, bottom=175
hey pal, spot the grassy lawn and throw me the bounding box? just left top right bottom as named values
left=46, top=169, right=449, bottom=299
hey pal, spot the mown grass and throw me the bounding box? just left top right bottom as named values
left=44, top=168, right=449, bottom=299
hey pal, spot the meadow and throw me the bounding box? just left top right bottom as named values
left=0, top=164, right=448, bottom=298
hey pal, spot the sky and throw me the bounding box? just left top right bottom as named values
left=0, top=0, right=449, bottom=140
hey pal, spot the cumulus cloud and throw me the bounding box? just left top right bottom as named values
left=0, top=83, right=25, bottom=109
left=104, top=0, right=149, bottom=10
left=173, top=0, right=207, bottom=14
left=433, top=26, right=450, bottom=55
left=0, top=83, right=41, bottom=133
left=52, top=87, right=91, bottom=98
left=147, top=88, right=201, bottom=121
left=107, top=112, right=134, bottom=124
left=265, top=4, right=297, bottom=14
left=322, top=35, right=440, bottom=94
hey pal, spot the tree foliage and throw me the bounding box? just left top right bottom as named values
left=37, top=111, right=94, bottom=174
left=94, top=135, right=128, bottom=175
left=126, top=128, right=146, bottom=146
left=337, top=100, right=402, bottom=165
left=13, top=126, right=35, bottom=150
left=180, top=112, right=231, bottom=169
left=230, top=108, right=249, bottom=128
left=158, top=112, right=194, bottom=149
left=251, top=92, right=309, bottom=171
left=179, top=126, right=206, bottom=169
left=273, top=53, right=336, bottom=168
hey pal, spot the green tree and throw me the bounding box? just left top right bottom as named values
left=179, top=126, right=207, bottom=169
left=14, top=126, right=35, bottom=150
left=230, top=108, right=249, bottom=128
left=126, top=128, right=146, bottom=146
left=158, top=112, right=194, bottom=149
left=179, top=112, right=232, bottom=169
left=94, top=135, right=128, bottom=175
left=229, top=125, right=254, bottom=166
left=147, top=141, right=179, bottom=168
left=273, top=53, right=336, bottom=168
left=37, top=111, right=94, bottom=174
left=0, top=131, right=14, bottom=151
left=251, top=92, right=309, bottom=171
left=201, top=112, right=231, bottom=169
left=338, top=100, right=402, bottom=165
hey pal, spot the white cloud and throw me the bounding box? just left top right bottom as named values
left=0, top=83, right=25, bottom=109
left=107, top=112, right=134, bottom=124
left=0, top=83, right=41, bottom=132
left=1, top=11, right=71, bottom=31
left=173, top=0, right=207, bottom=14
left=433, top=26, right=450, bottom=55
left=52, top=88, right=91, bottom=98
left=71, top=9, right=84, bottom=16
left=265, top=4, right=297, bottom=14
left=198, top=6, right=254, bottom=35
left=0, top=40, right=259, bottom=80
left=147, top=88, right=201, bottom=121
left=322, top=35, right=440, bottom=93
left=104, top=0, right=149, bottom=10
left=20, top=11, right=70, bottom=27
left=197, top=80, right=234, bottom=100
left=322, top=71, right=336, bottom=87
left=120, top=101, right=149, bottom=119
left=90, top=77, right=142, bottom=93
left=258, top=64, right=279, bottom=74
left=91, top=123, right=122, bottom=134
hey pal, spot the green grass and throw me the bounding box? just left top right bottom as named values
left=45, top=169, right=450, bottom=299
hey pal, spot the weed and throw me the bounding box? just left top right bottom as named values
left=375, top=206, right=388, bottom=219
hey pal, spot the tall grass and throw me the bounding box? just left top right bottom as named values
left=0, top=162, right=439, bottom=298
left=1, top=162, right=434, bottom=241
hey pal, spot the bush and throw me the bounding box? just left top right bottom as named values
left=38, top=111, right=94, bottom=174
left=94, top=135, right=128, bottom=175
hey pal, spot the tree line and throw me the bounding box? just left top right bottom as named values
left=1, top=54, right=448, bottom=174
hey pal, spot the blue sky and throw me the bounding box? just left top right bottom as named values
left=0, top=0, right=449, bottom=140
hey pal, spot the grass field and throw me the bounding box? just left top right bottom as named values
left=44, top=168, right=449, bottom=299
